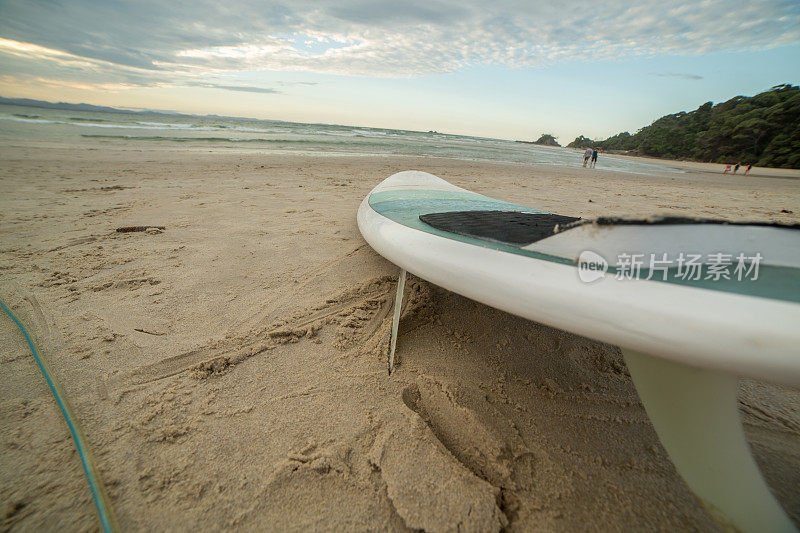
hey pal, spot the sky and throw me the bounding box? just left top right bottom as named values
left=0, top=0, right=799, bottom=142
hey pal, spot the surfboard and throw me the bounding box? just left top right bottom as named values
left=357, top=170, right=800, bottom=532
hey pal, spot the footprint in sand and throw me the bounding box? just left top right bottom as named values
left=369, top=403, right=508, bottom=532
left=400, top=375, right=571, bottom=525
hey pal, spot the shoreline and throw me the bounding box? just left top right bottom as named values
left=561, top=146, right=800, bottom=179
left=602, top=152, right=800, bottom=178
left=5, top=133, right=799, bottom=179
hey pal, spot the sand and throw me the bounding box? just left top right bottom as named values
left=1, top=144, right=799, bottom=531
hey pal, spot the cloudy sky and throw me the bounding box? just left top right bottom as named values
left=1, top=0, right=799, bottom=141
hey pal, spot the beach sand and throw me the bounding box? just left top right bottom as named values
left=1, top=144, right=799, bottom=531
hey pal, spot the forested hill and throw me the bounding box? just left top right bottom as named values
left=567, top=84, right=800, bottom=168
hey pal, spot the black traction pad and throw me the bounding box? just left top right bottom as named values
left=419, top=210, right=581, bottom=246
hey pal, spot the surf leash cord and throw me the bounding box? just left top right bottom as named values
left=0, top=298, right=119, bottom=532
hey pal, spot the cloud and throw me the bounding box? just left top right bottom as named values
left=652, top=72, right=704, bottom=80
left=211, top=85, right=280, bottom=94
left=0, top=0, right=798, bottom=82
left=327, top=1, right=470, bottom=25
left=189, top=83, right=280, bottom=94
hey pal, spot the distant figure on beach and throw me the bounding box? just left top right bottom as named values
left=591, top=148, right=598, bottom=168
left=723, top=164, right=732, bottom=174
left=744, top=163, right=752, bottom=175
left=733, top=162, right=740, bottom=174
left=583, top=147, right=592, bottom=167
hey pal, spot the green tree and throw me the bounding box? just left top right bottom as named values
left=571, top=85, right=800, bottom=168
left=566, top=135, right=595, bottom=148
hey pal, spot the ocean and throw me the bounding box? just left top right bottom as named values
left=0, top=103, right=681, bottom=175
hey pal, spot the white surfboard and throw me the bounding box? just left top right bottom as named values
left=357, top=170, right=800, bottom=532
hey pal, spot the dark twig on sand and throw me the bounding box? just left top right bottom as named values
left=133, top=328, right=166, bottom=336
left=115, top=226, right=166, bottom=233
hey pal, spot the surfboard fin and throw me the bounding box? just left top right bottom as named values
left=622, top=349, right=796, bottom=532
left=388, top=269, right=406, bottom=374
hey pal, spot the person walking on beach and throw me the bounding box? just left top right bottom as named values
left=591, top=148, right=598, bottom=168
left=723, top=164, right=732, bottom=174
left=583, top=147, right=592, bottom=167
left=733, top=162, right=740, bottom=174
left=744, top=163, right=752, bottom=175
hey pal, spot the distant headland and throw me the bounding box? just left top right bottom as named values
left=516, top=133, right=561, bottom=147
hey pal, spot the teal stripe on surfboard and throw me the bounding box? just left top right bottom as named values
left=369, top=188, right=800, bottom=304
